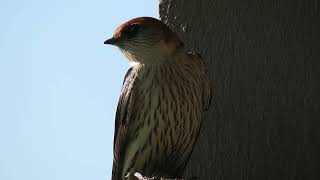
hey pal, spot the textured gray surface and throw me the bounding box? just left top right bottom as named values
left=159, top=0, right=320, bottom=179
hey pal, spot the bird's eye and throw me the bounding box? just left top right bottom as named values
left=123, top=24, right=140, bottom=37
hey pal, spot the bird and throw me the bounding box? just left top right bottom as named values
left=104, top=17, right=211, bottom=180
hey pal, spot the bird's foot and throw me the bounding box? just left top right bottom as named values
left=132, top=172, right=197, bottom=180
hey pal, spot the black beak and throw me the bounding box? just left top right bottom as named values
left=104, top=37, right=120, bottom=45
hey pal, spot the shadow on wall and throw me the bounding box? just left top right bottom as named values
left=159, top=0, right=320, bottom=180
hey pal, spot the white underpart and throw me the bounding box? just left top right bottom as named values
left=120, top=40, right=175, bottom=65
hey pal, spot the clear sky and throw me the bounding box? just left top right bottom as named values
left=0, top=0, right=157, bottom=179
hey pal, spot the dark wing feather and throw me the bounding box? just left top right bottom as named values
left=201, top=59, right=211, bottom=111
left=187, top=51, right=211, bottom=111
left=112, top=67, right=137, bottom=180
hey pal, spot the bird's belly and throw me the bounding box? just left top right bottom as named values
left=122, top=79, right=202, bottom=178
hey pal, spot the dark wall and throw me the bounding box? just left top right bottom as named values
left=159, top=1, right=320, bottom=179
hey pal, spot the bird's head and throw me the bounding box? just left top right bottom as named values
left=104, top=17, right=182, bottom=65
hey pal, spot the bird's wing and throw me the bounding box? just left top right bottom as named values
left=188, top=51, right=211, bottom=111
left=112, top=67, right=137, bottom=180
left=201, top=58, right=211, bottom=111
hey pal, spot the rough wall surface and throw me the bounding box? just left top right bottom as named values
left=159, top=1, right=320, bottom=179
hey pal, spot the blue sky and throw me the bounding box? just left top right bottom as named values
left=0, top=0, right=157, bottom=179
